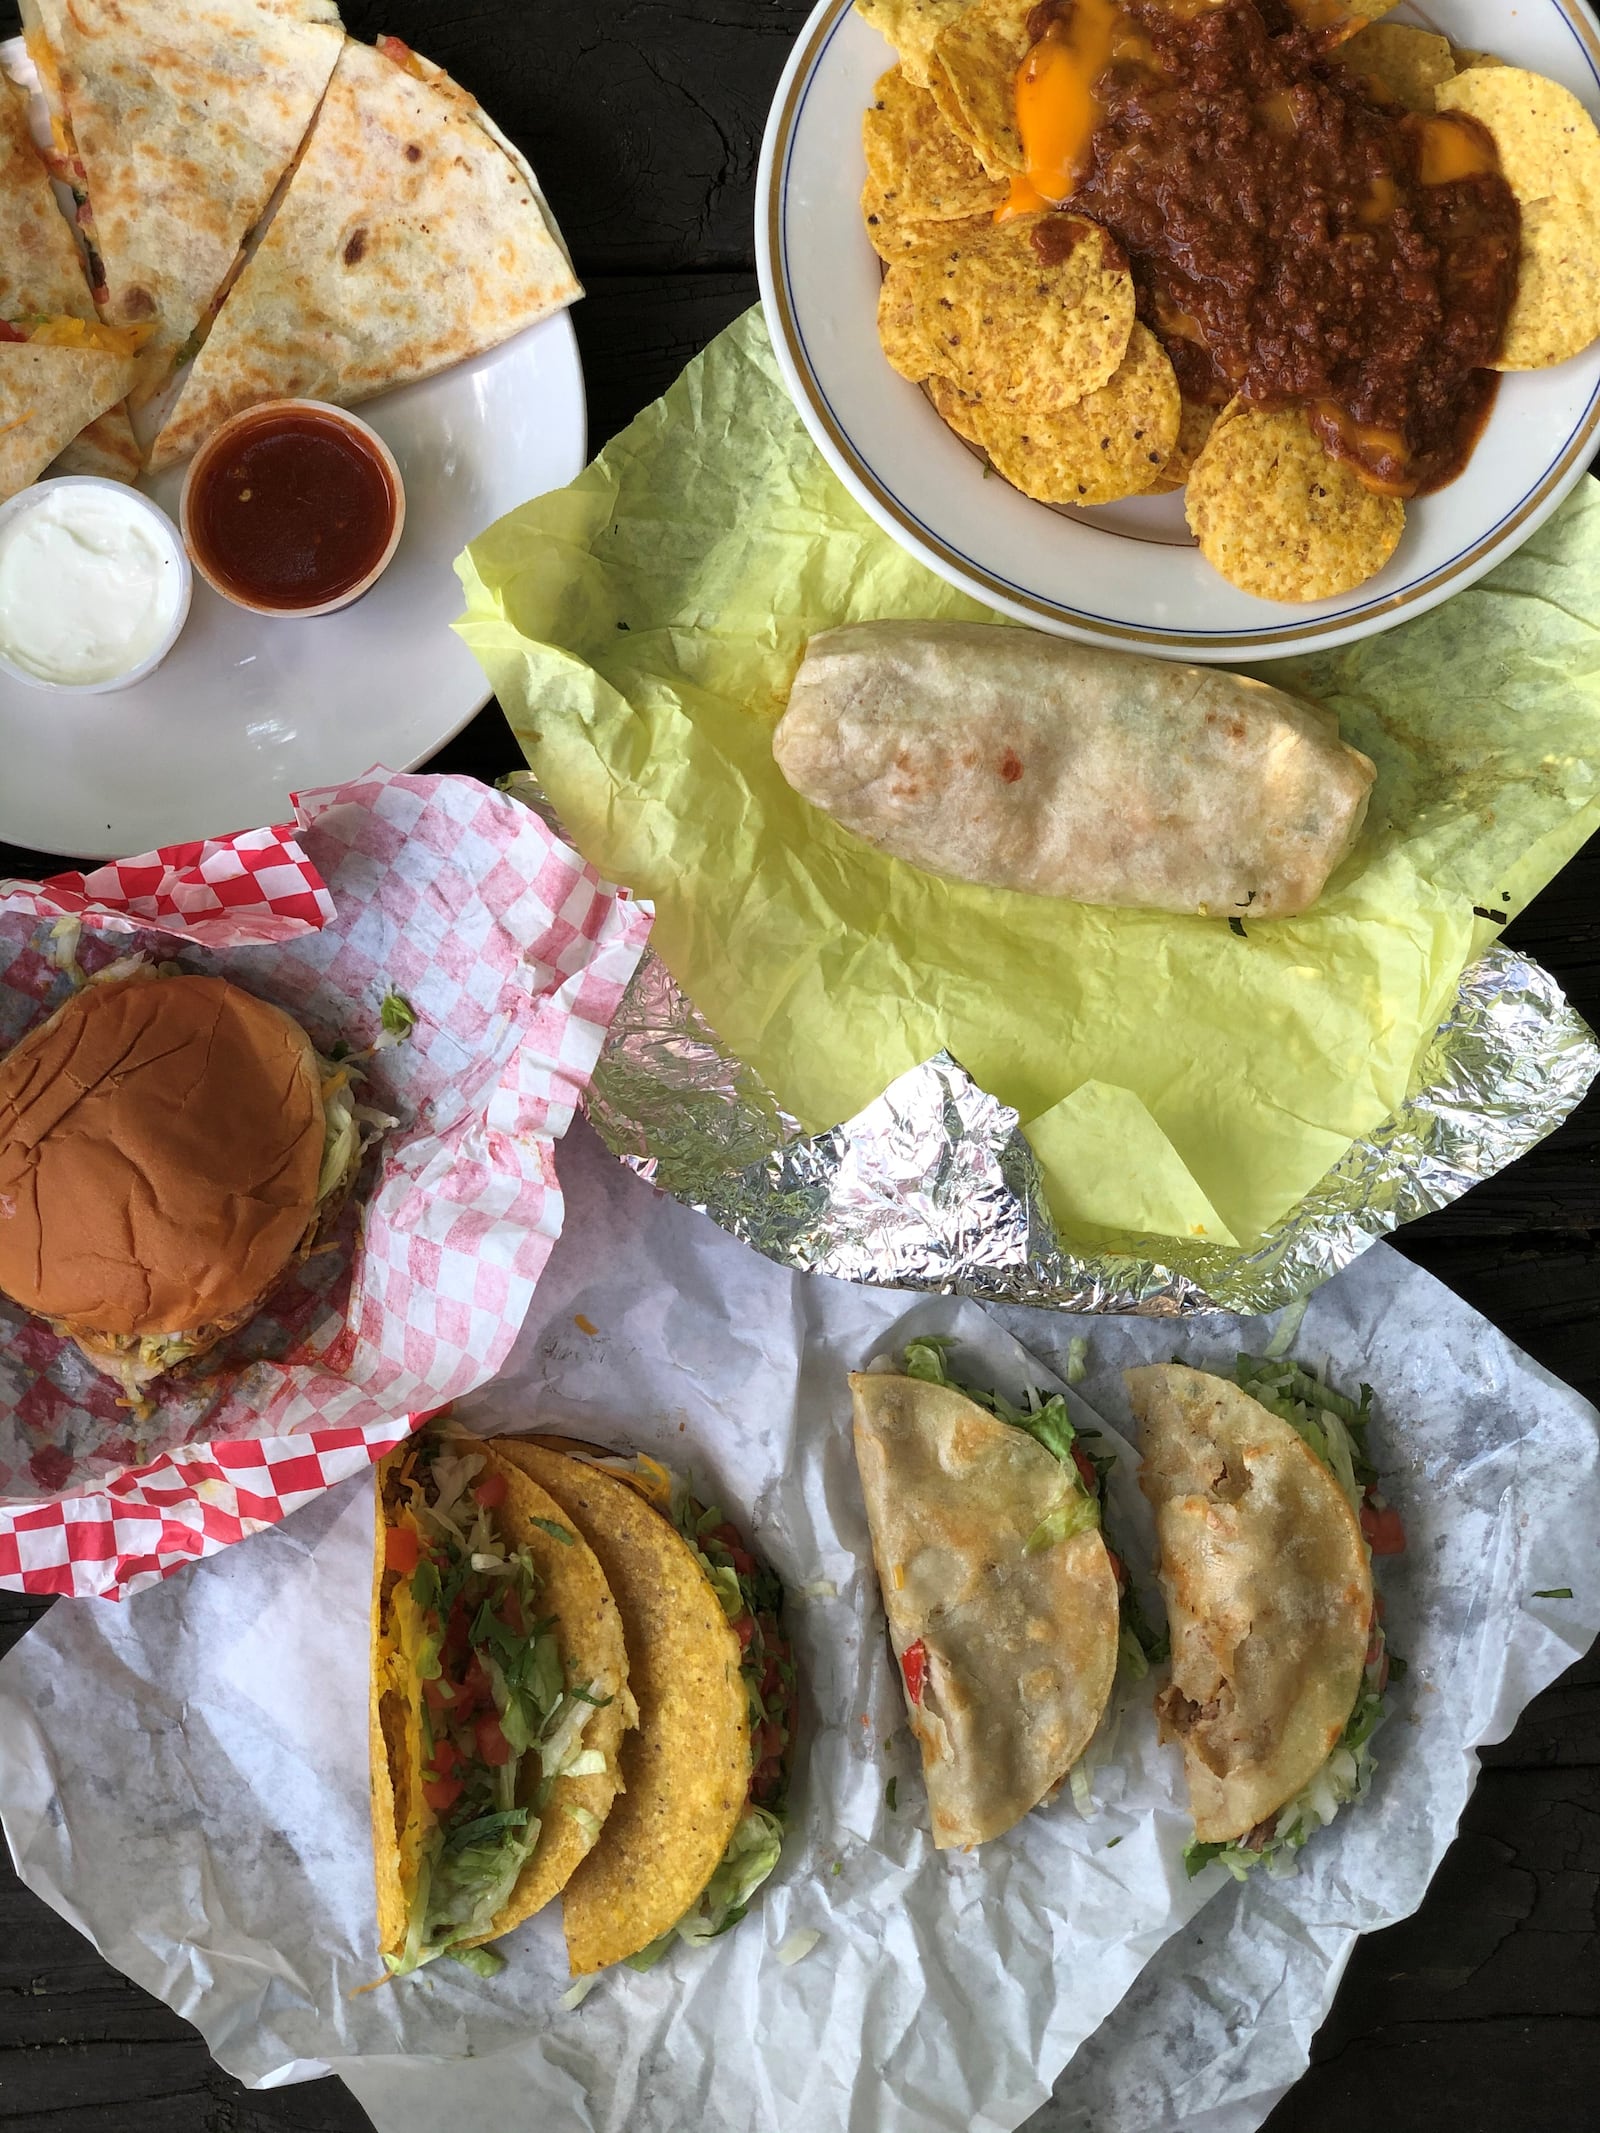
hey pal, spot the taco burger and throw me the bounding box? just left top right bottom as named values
left=1129, top=1360, right=1402, bottom=1875
left=491, top=1437, right=794, bottom=1974
left=370, top=1427, right=634, bottom=1978
left=0, top=967, right=370, bottom=1399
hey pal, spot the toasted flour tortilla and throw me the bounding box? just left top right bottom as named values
left=370, top=1434, right=633, bottom=1969
left=774, top=621, right=1377, bottom=918
left=20, top=0, right=344, bottom=409
left=490, top=1440, right=752, bottom=1975
left=148, top=35, right=583, bottom=470
left=0, top=77, right=138, bottom=481
left=1128, top=1363, right=1372, bottom=1844
left=0, top=339, right=137, bottom=500
left=850, top=1371, right=1120, bottom=1849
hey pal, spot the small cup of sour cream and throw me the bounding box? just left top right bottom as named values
left=0, top=477, right=192, bottom=693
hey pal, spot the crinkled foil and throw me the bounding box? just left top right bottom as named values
left=504, top=777, right=1600, bottom=1315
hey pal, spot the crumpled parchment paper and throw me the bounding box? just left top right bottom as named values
left=0, top=1124, right=1593, bottom=2131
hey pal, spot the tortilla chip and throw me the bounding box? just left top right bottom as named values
left=0, top=341, right=138, bottom=504
left=864, top=65, right=1007, bottom=221
left=926, top=370, right=987, bottom=446
left=850, top=1373, right=1119, bottom=1850
left=1450, top=48, right=1505, bottom=75
left=1337, top=23, right=1454, bottom=112
left=1435, top=67, right=1600, bottom=371
left=877, top=263, right=941, bottom=379
left=370, top=1434, right=635, bottom=1967
left=929, top=0, right=1035, bottom=176
left=492, top=1441, right=751, bottom=1976
left=863, top=178, right=984, bottom=259
left=959, top=321, right=1181, bottom=504
left=148, top=36, right=583, bottom=471
left=901, top=213, right=1135, bottom=411
left=1129, top=1365, right=1372, bottom=1844
left=856, top=0, right=971, bottom=90
left=1185, top=399, right=1404, bottom=601
left=1147, top=395, right=1218, bottom=494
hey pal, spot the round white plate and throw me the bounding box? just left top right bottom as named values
left=758, top=0, right=1600, bottom=660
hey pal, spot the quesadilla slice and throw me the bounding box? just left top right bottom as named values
left=0, top=76, right=138, bottom=481
left=148, top=35, right=583, bottom=471
left=0, top=330, right=139, bottom=502
left=850, top=1357, right=1121, bottom=1849
left=370, top=1427, right=635, bottom=1979
left=492, top=1440, right=793, bottom=1975
left=20, top=0, right=345, bottom=410
left=1129, top=1361, right=1399, bottom=1874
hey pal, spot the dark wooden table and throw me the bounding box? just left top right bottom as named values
left=1, top=2, right=1596, bottom=2126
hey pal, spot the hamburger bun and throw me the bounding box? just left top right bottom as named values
left=0, top=973, right=325, bottom=1357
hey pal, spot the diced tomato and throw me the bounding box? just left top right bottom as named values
left=422, top=1774, right=463, bottom=1814
left=732, top=1612, right=755, bottom=1652
left=1366, top=1618, right=1384, bottom=1667
left=1360, top=1497, right=1407, bottom=1556
left=422, top=1676, right=455, bottom=1718
left=710, top=1522, right=756, bottom=1576
left=755, top=1720, right=785, bottom=1764
left=759, top=1658, right=782, bottom=1700
left=1072, top=1445, right=1098, bottom=1494
left=1373, top=1647, right=1390, bottom=1696
left=1105, top=1549, right=1127, bottom=1593
left=475, top=1710, right=513, bottom=1767
left=384, top=1525, right=420, bottom=1574
left=498, top=1587, right=525, bottom=1634
left=900, top=1637, right=927, bottom=1706
left=750, top=1754, right=782, bottom=1803
left=442, top=1599, right=471, bottom=1664
left=458, top=1654, right=493, bottom=1712
left=428, top=1737, right=462, bottom=1777
left=473, top=1470, right=508, bottom=1509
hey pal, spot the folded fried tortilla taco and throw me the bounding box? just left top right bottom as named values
left=774, top=621, right=1376, bottom=919
left=1129, top=1359, right=1404, bottom=1877
left=20, top=0, right=345, bottom=409
left=850, top=1338, right=1140, bottom=1849
left=370, top=1427, right=635, bottom=1979
left=147, top=33, right=583, bottom=470
left=0, top=76, right=138, bottom=482
left=491, top=1438, right=794, bottom=1974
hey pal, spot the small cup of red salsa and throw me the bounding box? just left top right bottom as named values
left=179, top=399, right=405, bottom=617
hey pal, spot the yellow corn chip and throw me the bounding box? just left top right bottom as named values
left=928, top=0, right=1035, bottom=176
left=1337, top=23, right=1454, bottom=112
left=856, top=0, right=971, bottom=90
left=1148, top=395, right=1219, bottom=494
left=960, top=321, right=1181, bottom=504
left=864, top=65, right=1008, bottom=221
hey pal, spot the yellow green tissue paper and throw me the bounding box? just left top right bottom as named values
left=456, top=308, right=1600, bottom=1256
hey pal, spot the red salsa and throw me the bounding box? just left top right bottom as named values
left=1049, top=0, right=1520, bottom=496
left=186, top=405, right=399, bottom=611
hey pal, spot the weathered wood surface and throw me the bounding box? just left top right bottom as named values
left=0, top=0, right=1596, bottom=2127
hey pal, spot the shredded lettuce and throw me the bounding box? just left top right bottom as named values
left=623, top=1805, right=786, bottom=1971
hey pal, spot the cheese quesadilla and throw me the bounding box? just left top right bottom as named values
left=490, top=1440, right=793, bottom=1975
left=370, top=1427, right=634, bottom=1979
left=1129, top=1361, right=1399, bottom=1874
left=850, top=1356, right=1121, bottom=1849
left=20, top=0, right=345, bottom=410
left=0, top=76, right=137, bottom=482
left=0, top=332, right=138, bottom=502
left=148, top=35, right=584, bottom=471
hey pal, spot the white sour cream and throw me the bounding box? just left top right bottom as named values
left=0, top=483, right=188, bottom=688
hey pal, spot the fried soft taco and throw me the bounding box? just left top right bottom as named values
left=492, top=1438, right=794, bottom=1974
left=850, top=1350, right=1122, bottom=1849
left=773, top=620, right=1376, bottom=919
left=148, top=34, right=582, bottom=470
left=370, top=1428, right=634, bottom=1978
left=1129, top=1360, right=1402, bottom=1875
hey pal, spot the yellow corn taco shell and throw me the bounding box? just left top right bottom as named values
left=490, top=1438, right=751, bottom=1976
left=370, top=1432, right=634, bottom=1970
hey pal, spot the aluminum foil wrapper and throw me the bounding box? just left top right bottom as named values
left=502, top=778, right=1600, bottom=1317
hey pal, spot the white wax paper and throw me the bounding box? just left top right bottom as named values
left=0, top=1124, right=1595, bottom=2133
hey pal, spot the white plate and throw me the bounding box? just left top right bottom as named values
left=758, top=0, right=1600, bottom=660
left=0, top=42, right=586, bottom=860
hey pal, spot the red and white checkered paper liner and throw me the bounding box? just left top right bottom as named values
left=0, top=770, right=651, bottom=1599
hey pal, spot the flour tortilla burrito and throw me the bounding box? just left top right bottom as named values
left=774, top=621, right=1377, bottom=919
left=1128, top=1363, right=1375, bottom=1852
left=850, top=1367, right=1120, bottom=1849
left=491, top=1438, right=794, bottom=1974
left=0, top=77, right=137, bottom=481
left=148, top=34, right=583, bottom=470
left=370, top=1427, right=634, bottom=1979
left=20, top=0, right=344, bottom=410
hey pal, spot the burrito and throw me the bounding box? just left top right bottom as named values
left=1128, top=1359, right=1405, bottom=1876
left=370, top=1427, right=635, bottom=1978
left=850, top=1343, right=1129, bottom=1849
left=773, top=621, right=1376, bottom=918
left=491, top=1439, right=795, bottom=1975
